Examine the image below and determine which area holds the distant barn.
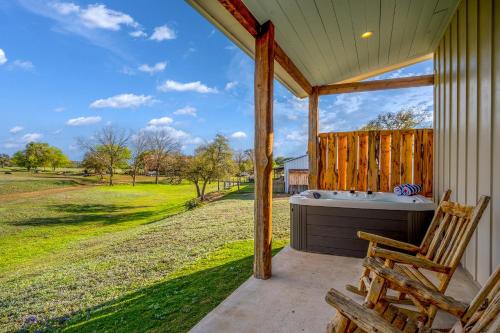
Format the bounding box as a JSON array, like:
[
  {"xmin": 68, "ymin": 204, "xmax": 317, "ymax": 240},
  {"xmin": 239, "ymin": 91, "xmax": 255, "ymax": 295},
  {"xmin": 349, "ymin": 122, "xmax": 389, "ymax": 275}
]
[{"xmin": 284, "ymin": 155, "xmax": 308, "ymax": 194}]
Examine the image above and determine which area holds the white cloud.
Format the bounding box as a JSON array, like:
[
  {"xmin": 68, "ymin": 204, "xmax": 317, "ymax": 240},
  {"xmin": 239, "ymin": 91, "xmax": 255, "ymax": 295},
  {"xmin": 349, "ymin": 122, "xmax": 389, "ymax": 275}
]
[
  {"xmin": 9, "ymin": 126, "xmax": 24, "ymax": 134},
  {"xmin": 90, "ymin": 93, "xmax": 155, "ymax": 109},
  {"xmin": 173, "ymin": 106, "xmax": 197, "ymax": 117},
  {"xmin": 130, "ymin": 30, "xmax": 146, "ymax": 38},
  {"xmin": 285, "ymin": 130, "xmax": 307, "ymax": 142},
  {"xmin": 149, "ymin": 24, "xmax": 176, "ymax": 41},
  {"xmin": 138, "ymin": 61, "xmax": 166, "ymax": 74},
  {"xmin": 148, "ymin": 117, "xmax": 173, "ymax": 126},
  {"xmin": 0, "ymin": 48, "xmax": 7, "ymax": 65},
  {"xmin": 22, "ymin": 132, "xmax": 43, "ymax": 142},
  {"xmin": 48, "ymin": 2, "xmax": 140, "ymax": 32},
  {"xmin": 11, "ymin": 60, "xmax": 34, "ymax": 71},
  {"xmin": 333, "ymin": 94, "xmax": 362, "ymax": 114},
  {"xmin": 225, "ymin": 81, "xmax": 238, "ymax": 90},
  {"xmin": 187, "ymin": 137, "xmax": 204, "ymax": 145},
  {"xmin": 231, "ymin": 131, "xmax": 247, "ymax": 139},
  {"xmin": 80, "ymin": 4, "xmax": 137, "ymax": 31},
  {"xmin": 66, "ymin": 116, "xmax": 101, "ymax": 126},
  {"xmin": 51, "ymin": 2, "xmax": 80, "ymax": 15},
  {"xmin": 143, "ymin": 125, "xmax": 189, "ymax": 139},
  {"xmin": 157, "ymin": 80, "xmax": 218, "ymax": 93},
  {"xmin": 53, "ymin": 107, "xmax": 65, "ymax": 112}
]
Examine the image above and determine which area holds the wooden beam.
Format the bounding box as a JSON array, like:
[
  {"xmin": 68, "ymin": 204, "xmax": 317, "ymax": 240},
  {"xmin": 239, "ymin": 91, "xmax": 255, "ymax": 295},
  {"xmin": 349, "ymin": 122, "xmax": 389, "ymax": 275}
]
[
  {"xmin": 308, "ymin": 87, "xmax": 319, "ymax": 189},
  {"xmin": 317, "ymin": 75, "xmax": 435, "ymax": 95},
  {"xmin": 218, "ymin": 0, "xmax": 259, "ymax": 37},
  {"xmin": 217, "ymin": 0, "xmax": 312, "ymax": 95},
  {"xmin": 253, "ymin": 20, "xmax": 274, "ymax": 280},
  {"xmin": 274, "ymin": 43, "xmax": 313, "ymax": 95}
]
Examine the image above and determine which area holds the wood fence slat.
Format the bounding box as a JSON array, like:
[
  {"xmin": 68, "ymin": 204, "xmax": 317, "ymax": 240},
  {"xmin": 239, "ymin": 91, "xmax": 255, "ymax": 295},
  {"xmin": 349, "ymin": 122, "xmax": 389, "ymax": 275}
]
[
  {"xmin": 390, "ymin": 131, "xmax": 401, "ymax": 189},
  {"xmin": 380, "ymin": 133, "xmax": 391, "ymax": 192},
  {"xmin": 316, "ymin": 129, "xmax": 432, "ymax": 197},
  {"xmin": 346, "ymin": 132, "xmax": 357, "ymax": 190},
  {"xmin": 414, "ymin": 130, "xmax": 424, "ymax": 187},
  {"xmin": 319, "ymin": 136, "xmax": 328, "ymax": 189},
  {"xmin": 367, "ymin": 131, "xmax": 380, "ymax": 191},
  {"xmin": 357, "ymin": 133, "xmax": 369, "ymax": 191},
  {"xmin": 401, "ymin": 132, "xmax": 414, "ymax": 184},
  {"xmin": 328, "ymin": 133, "xmax": 338, "ymax": 190},
  {"xmin": 423, "ymin": 130, "xmax": 434, "ymax": 196},
  {"xmin": 337, "ymin": 135, "xmax": 347, "ymax": 190}
]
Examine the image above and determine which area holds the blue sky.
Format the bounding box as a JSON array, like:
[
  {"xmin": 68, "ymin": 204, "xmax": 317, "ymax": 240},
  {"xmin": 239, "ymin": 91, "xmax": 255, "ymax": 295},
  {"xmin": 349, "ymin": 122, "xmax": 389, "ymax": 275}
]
[{"xmin": 0, "ymin": 0, "xmax": 433, "ymax": 160}]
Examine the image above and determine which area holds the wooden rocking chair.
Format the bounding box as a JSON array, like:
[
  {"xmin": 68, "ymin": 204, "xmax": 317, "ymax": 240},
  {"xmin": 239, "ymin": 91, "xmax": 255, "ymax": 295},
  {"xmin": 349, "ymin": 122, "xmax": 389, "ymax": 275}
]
[
  {"xmin": 327, "ymin": 259, "xmax": 499, "ymax": 333},
  {"xmin": 346, "ymin": 190, "xmax": 490, "ymax": 326}
]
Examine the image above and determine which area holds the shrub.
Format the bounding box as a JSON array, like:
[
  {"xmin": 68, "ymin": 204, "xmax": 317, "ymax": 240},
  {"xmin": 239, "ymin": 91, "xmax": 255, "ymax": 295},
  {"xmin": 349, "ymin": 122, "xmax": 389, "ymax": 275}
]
[{"xmin": 185, "ymin": 198, "xmax": 203, "ymax": 210}]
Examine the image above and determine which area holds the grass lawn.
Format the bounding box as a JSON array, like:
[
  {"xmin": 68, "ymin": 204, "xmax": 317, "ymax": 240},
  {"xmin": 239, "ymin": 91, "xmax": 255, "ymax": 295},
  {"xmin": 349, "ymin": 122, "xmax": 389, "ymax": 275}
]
[
  {"xmin": 0, "ymin": 174, "xmax": 290, "ymax": 332},
  {"xmin": 0, "ymin": 174, "xmax": 78, "ymax": 195},
  {"xmin": 0, "ymin": 175, "xmax": 218, "ymax": 272}
]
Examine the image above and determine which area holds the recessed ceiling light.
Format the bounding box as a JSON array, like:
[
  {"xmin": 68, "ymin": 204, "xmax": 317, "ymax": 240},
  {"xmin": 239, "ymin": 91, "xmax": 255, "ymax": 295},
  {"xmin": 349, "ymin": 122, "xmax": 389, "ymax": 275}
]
[{"xmin": 361, "ymin": 31, "xmax": 373, "ymax": 39}]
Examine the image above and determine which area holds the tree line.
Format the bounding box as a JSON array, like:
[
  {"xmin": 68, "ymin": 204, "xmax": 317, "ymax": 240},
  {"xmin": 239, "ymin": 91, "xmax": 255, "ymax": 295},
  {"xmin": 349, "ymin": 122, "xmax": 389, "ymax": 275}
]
[
  {"xmin": 1, "ymin": 143, "xmax": 70, "ymax": 171},
  {"xmin": 2, "ymin": 127, "xmax": 255, "ymax": 200}
]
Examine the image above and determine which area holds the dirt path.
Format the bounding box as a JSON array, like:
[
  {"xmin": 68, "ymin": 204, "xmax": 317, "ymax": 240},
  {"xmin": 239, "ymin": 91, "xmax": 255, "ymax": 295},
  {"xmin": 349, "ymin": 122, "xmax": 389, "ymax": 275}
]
[{"xmin": 0, "ymin": 186, "xmax": 86, "ymax": 202}]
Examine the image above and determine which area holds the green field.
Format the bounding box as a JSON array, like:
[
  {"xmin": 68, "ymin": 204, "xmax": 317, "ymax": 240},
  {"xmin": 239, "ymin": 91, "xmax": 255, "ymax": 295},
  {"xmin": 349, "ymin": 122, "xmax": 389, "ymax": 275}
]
[
  {"xmin": 0, "ymin": 174, "xmax": 78, "ymax": 195},
  {"xmin": 0, "ymin": 172, "xmax": 290, "ymax": 332}
]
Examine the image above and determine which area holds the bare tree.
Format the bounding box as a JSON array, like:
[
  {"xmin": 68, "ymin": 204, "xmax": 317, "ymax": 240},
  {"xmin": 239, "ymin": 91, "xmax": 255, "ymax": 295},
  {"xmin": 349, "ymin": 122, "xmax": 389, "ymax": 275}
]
[
  {"xmin": 78, "ymin": 126, "xmax": 131, "ymax": 186},
  {"xmin": 361, "ymin": 107, "xmax": 430, "ymax": 130},
  {"xmin": 130, "ymin": 132, "xmax": 148, "ymax": 186},
  {"xmin": 244, "ymin": 149, "xmax": 255, "ymax": 174},
  {"xmin": 233, "ymin": 150, "xmax": 248, "ymax": 190},
  {"xmin": 145, "ymin": 129, "xmax": 181, "ymax": 184}
]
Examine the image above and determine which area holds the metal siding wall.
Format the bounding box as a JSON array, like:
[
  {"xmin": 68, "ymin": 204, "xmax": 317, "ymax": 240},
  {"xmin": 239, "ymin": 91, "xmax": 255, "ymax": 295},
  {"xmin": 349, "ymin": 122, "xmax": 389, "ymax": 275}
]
[
  {"xmin": 434, "ymin": 0, "xmax": 498, "ymax": 285},
  {"xmin": 493, "ymin": 0, "xmax": 500, "ymax": 282}
]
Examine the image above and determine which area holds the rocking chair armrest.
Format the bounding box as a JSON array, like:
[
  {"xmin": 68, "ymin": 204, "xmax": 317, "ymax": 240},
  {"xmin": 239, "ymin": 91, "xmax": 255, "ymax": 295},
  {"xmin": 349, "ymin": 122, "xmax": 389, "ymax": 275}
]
[
  {"xmin": 325, "ymin": 288, "xmax": 403, "ymax": 333},
  {"xmin": 357, "ymin": 231, "xmax": 420, "ymax": 252},
  {"xmin": 363, "ymin": 257, "xmax": 468, "ymax": 317},
  {"xmin": 370, "ymin": 247, "xmax": 451, "ymax": 274}
]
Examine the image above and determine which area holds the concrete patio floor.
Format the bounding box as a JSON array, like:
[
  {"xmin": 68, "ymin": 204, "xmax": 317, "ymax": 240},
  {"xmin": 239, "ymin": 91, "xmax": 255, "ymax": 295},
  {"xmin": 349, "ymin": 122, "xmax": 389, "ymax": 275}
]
[{"xmin": 190, "ymin": 246, "xmax": 479, "ymax": 333}]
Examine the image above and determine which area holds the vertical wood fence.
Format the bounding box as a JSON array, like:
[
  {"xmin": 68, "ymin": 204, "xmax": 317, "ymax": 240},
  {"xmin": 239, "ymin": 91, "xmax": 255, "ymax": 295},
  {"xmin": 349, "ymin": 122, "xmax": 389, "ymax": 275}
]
[{"xmin": 318, "ymin": 129, "xmax": 433, "ymax": 196}]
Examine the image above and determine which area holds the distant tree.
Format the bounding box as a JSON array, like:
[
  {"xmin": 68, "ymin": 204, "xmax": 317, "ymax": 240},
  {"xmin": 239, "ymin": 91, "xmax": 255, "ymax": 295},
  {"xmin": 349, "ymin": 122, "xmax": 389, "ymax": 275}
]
[
  {"xmin": 274, "ymin": 156, "xmax": 287, "ymax": 167},
  {"xmin": 186, "ymin": 134, "xmax": 235, "ymax": 200},
  {"xmin": 233, "ymin": 150, "xmax": 249, "ymax": 190},
  {"xmin": 360, "ymin": 107, "xmax": 429, "ymax": 130},
  {"xmin": 11, "ymin": 151, "xmax": 26, "ymax": 168},
  {"xmin": 46, "ymin": 147, "xmax": 70, "ymax": 171},
  {"xmin": 81, "ymin": 151, "xmax": 106, "ymax": 180},
  {"xmin": 129, "ymin": 133, "xmax": 148, "ymax": 186},
  {"xmin": 0, "ymin": 154, "xmax": 10, "ymax": 168},
  {"xmin": 163, "ymin": 153, "xmax": 189, "ymax": 185},
  {"xmin": 234, "ymin": 150, "xmax": 248, "ymax": 176},
  {"xmin": 12, "ymin": 142, "xmax": 50, "ymax": 171},
  {"xmin": 244, "ymin": 149, "xmax": 255, "ymax": 174},
  {"xmin": 78, "ymin": 127, "xmax": 131, "ymax": 186},
  {"xmin": 146, "ymin": 129, "xmax": 181, "ymax": 184}
]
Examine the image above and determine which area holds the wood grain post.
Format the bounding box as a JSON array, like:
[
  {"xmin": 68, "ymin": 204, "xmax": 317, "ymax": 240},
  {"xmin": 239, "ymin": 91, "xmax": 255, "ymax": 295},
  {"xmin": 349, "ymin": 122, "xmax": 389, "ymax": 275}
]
[
  {"xmin": 308, "ymin": 87, "xmax": 319, "ymax": 189},
  {"xmin": 253, "ymin": 20, "xmax": 274, "ymax": 280}
]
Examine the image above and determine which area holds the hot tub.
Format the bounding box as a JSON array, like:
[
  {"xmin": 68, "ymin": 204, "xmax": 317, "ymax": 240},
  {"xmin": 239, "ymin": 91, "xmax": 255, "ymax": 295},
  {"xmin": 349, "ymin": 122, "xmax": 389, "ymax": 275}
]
[{"xmin": 289, "ymin": 190, "xmax": 436, "ymax": 258}]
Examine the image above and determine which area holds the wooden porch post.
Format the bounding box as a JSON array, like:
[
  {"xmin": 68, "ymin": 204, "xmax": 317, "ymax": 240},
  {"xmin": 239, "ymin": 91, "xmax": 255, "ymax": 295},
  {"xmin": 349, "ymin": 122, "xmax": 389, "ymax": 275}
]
[
  {"xmin": 254, "ymin": 21, "xmax": 274, "ymax": 280},
  {"xmin": 308, "ymin": 87, "xmax": 319, "ymax": 189}
]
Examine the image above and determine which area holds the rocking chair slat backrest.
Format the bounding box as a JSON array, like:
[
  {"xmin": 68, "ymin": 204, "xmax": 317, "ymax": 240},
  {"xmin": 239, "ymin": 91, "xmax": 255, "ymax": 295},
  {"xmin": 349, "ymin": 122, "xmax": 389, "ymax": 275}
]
[
  {"xmin": 419, "ymin": 190, "xmax": 452, "ymax": 254},
  {"xmin": 462, "ymin": 267, "xmax": 500, "ymax": 326},
  {"xmin": 445, "ymin": 196, "xmax": 490, "ymax": 270},
  {"xmin": 420, "ymin": 196, "xmax": 489, "ymax": 271}
]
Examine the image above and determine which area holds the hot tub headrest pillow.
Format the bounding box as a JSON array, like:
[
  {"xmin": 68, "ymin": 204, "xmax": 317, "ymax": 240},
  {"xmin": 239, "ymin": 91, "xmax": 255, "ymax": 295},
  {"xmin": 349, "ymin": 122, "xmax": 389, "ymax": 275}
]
[{"xmin": 394, "ymin": 184, "xmax": 422, "ymax": 196}]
